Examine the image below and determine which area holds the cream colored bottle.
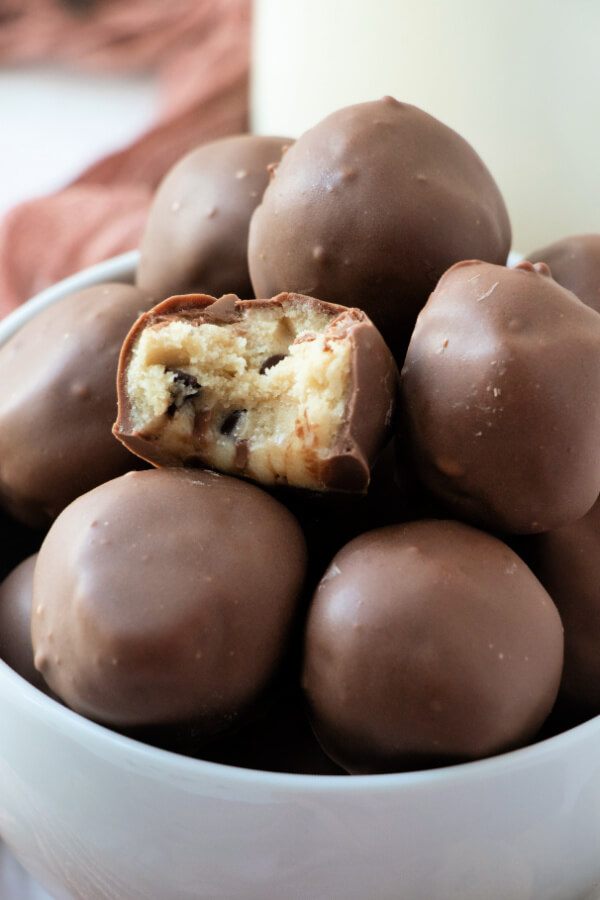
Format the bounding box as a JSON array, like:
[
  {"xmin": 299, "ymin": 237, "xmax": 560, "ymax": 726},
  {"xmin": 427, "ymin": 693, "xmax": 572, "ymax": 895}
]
[{"xmin": 250, "ymin": 0, "xmax": 600, "ymax": 252}]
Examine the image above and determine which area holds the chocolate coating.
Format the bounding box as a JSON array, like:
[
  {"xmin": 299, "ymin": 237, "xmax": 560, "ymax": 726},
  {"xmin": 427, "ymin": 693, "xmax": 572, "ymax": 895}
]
[
  {"xmin": 137, "ymin": 134, "xmax": 292, "ymax": 300},
  {"xmin": 248, "ymin": 97, "xmax": 511, "ymax": 361},
  {"xmin": 32, "ymin": 468, "xmax": 307, "ymax": 730},
  {"xmin": 114, "ymin": 292, "xmax": 398, "ymax": 494},
  {"xmin": 0, "ymin": 554, "xmax": 45, "ymax": 689},
  {"xmin": 527, "ymin": 234, "xmax": 600, "ymax": 314},
  {"xmin": 530, "ymin": 496, "xmax": 600, "ymax": 712},
  {"xmin": 401, "ymin": 260, "xmax": 600, "ymax": 534},
  {"xmin": 0, "ymin": 282, "xmax": 155, "ymax": 528},
  {"xmin": 302, "ymin": 520, "xmax": 563, "ymax": 774}
]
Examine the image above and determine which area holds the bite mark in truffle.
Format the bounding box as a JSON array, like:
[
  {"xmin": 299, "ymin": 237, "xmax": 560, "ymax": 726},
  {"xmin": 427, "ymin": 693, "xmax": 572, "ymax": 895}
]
[{"xmin": 114, "ymin": 292, "xmax": 398, "ymax": 494}]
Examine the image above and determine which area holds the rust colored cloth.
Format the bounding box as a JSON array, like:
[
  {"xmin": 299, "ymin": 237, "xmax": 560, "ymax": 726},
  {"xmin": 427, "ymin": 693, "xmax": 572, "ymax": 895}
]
[{"xmin": 0, "ymin": 0, "xmax": 251, "ymax": 316}]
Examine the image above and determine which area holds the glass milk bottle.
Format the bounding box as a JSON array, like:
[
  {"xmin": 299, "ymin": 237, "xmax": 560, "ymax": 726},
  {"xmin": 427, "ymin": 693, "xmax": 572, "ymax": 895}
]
[{"xmin": 250, "ymin": 0, "xmax": 600, "ymax": 252}]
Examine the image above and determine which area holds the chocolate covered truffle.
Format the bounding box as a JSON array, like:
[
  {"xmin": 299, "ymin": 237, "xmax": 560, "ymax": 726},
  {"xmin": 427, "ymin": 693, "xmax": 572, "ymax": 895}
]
[
  {"xmin": 401, "ymin": 260, "xmax": 600, "ymax": 534},
  {"xmin": 302, "ymin": 520, "xmax": 563, "ymax": 774},
  {"xmin": 530, "ymin": 496, "xmax": 600, "ymax": 712},
  {"xmin": 527, "ymin": 233, "xmax": 600, "ymax": 313},
  {"xmin": 0, "ymin": 282, "xmax": 155, "ymax": 528},
  {"xmin": 114, "ymin": 292, "xmax": 398, "ymax": 493},
  {"xmin": 136, "ymin": 134, "xmax": 292, "ymax": 300},
  {"xmin": 0, "ymin": 554, "xmax": 45, "ymax": 690},
  {"xmin": 32, "ymin": 468, "xmax": 307, "ymax": 730},
  {"xmin": 248, "ymin": 96, "xmax": 511, "ymax": 361}
]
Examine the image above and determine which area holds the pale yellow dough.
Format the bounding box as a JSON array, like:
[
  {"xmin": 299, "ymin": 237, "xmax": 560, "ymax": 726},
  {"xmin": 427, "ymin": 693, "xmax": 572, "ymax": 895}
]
[{"xmin": 125, "ymin": 302, "xmax": 352, "ymax": 489}]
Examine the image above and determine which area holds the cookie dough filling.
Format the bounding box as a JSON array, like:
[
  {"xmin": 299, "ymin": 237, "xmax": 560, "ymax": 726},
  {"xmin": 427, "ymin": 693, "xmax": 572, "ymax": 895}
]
[{"xmin": 120, "ymin": 297, "xmax": 358, "ymax": 489}]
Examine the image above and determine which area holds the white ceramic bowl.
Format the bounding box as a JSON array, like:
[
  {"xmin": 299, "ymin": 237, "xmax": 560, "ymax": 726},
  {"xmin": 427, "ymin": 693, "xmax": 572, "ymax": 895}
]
[{"xmin": 1, "ymin": 255, "xmax": 600, "ymax": 900}]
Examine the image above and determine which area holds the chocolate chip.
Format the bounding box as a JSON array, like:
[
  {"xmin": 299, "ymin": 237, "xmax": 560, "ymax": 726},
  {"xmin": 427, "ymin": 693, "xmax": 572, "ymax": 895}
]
[
  {"xmin": 220, "ymin": 410, "xmax": 245, "ymax": 435},
  {"xmin": 259, "ymin": 354, "xmax": 287, "ymax": 374},
  {"xmin": 170, "ymin": 369, "xmax": 200, "ymax": 389},
  {"xmin": 166, "ymin": 368, "xmax": 201, "ymax": 416}
]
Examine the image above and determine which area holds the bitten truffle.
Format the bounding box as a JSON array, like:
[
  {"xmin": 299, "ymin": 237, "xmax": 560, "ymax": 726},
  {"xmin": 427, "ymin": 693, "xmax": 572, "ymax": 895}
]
[
  {"xmin": 32, "ymin": 468, "xmax": 307, "ymax": 731},
  {"xmin": 136, "ymin": 134, "xmax": 292, "ymax": 300},
  {"xmin": 527, "ymin": 233, "xmax": 600, "ymax": 314},
  {"xmin": 0, "ymin": 282, "xmax": 155, "ymax": 528},
  {"xmin": 248, "ymin": 96, "xmax": 511, "ymax": 361},
  {"xmin": 302, "ymin": 520, "xmax": 564, "ymax": 774},
  {"xmin": 401, "ymin": 260, "xmax": 600, "ymax": 534},
  {"xmin": 114, "ymin": 292, "xmax": 398, "ymax": 493}
]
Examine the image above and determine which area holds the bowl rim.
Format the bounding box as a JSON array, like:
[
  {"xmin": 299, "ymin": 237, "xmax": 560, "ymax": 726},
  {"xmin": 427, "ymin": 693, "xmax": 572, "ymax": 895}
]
[
  {"xmin": 1, "ymin": 248, "xmax": 595, "ymax": 795},
  {"xmin": 2, "ymin": 653, "xmax": 599, "ymax": 793},
  {"xmin": 0, "ymin": 250, "xmax": 140, "ymax": 342}
]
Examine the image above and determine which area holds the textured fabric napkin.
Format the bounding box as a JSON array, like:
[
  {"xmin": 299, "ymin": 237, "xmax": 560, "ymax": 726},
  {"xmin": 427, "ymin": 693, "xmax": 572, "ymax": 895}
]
[{"xmin": 0, "ymin": 0, "xmax": 251, "ymax": 318}]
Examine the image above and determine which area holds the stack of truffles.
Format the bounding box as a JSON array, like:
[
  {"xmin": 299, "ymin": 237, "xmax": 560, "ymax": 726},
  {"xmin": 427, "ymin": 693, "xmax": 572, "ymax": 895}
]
[{"xmin": 2, "ymin": 97, "xmax": 600, "ymax": 775}]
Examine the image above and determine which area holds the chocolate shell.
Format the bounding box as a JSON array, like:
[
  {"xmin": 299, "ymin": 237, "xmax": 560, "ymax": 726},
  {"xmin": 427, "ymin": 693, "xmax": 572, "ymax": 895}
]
[
  {"xmin": 527, "ymin": 233, "xmax": 600, "ymax": 314},
  {"xmin": 0, "ymin": 282, "xmax": 155, "ymax": 527},
  {"xmin": 248, "ymin": 96, "xmax": 511, "ymax": 361},
  {"xmin": 401, "ymin": 260, "xmax": 600, "ymax": 534},
  {"xmin": 32, "ymin": 468, "xmax": 307, "ymax": 730},
  {"xmin": 136, "ymin": 133, "xmax": 292, "ymax": 300},
  {"xmin": 302, "ymin": 520, "xmax": 564, "ymax": 774},
  {"xmin": 113, "ymin": 292, "xmax": 398, "ymax": 494}
]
